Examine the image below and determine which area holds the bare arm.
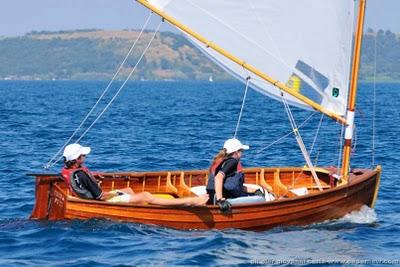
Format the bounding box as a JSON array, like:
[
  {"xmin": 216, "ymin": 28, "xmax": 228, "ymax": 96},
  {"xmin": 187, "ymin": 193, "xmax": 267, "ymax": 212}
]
[{"xmin": 214, "ymin": 172, "xmax": 225, "ymax": 200}]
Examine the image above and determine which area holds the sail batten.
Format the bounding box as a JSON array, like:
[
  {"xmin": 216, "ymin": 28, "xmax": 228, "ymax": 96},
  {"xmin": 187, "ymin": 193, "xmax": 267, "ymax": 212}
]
[{"xmin": 138, "ymin": 0, "xmax": 354, "ymax": 121}]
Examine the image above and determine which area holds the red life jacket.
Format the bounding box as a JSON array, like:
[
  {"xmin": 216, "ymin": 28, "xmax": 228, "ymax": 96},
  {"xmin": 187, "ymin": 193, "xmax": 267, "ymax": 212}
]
[{"xmin": 61, "ymin": 166, "xmax": 92, "ymax": 195}]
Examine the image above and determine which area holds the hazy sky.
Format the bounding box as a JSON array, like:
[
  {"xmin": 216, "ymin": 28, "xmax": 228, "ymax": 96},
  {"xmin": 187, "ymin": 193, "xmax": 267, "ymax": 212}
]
[{"xmin": 0, "ymin": 0, "xmax": 399, "ymax": 36}]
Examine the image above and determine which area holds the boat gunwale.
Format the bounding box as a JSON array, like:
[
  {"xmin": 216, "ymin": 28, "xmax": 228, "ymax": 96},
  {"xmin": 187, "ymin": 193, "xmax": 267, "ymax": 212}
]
[
  {"xmin": 58, "ymin": 167, "xmax": 379, "ymax": 210},
  {"xmin": 25, "ymin": 166, "xmax": 333, "ymax": 178}
]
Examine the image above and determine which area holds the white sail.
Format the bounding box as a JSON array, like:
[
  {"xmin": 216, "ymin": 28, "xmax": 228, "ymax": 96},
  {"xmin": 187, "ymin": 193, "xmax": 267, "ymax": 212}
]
[{"xmin": 146, "ymin": 0, "xmax": 355, "ymax": 116}]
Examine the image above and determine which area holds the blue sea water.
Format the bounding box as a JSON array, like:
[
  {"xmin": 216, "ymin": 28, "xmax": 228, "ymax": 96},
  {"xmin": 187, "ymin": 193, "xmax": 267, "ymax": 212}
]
[{"xmin": 0, "ymin": 80, "xmax": 399, "ymax": 266}]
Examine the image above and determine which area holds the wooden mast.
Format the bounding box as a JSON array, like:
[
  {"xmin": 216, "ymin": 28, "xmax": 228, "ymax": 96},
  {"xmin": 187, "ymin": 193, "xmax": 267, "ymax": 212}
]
[
  {"xmin": 341, "ymin": 0, "xmax": 367, "ymax": 182},
  {"xmin": 135, "ymin": 0, "xmax": 347, "ymax": 125}
]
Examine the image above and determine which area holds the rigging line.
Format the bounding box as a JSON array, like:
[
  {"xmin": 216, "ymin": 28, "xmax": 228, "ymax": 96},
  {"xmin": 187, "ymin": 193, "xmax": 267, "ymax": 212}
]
[
  {"xmin": 309, "ymin": 113, "xmax": 324, "ymax": 157},
  {"xmin": 74, "ymin": 21, "xmax": 163, "ymax": 145},
  {"xmin": 352, "ymin": 125, "xmax": 358, "ymax": 153},
  {"xmin": 46, "ymin": 20, "xmax": 162, "ymax": 168},
  {"xmin": 372, "ymin": 32, "xmax": 377, "ymax": 167},
  {"xmin": 234, "ymin": 77, "xmax": 250, "ymax": 138},
  {"xmin": 280, "ymin": 92, "xmax": 323, "ymax": 191},
  {"xmin": 44, "ymin": 12, "xmax": 153, "ymax": 169},
  {"xmin": 293, "ymin": 113, "xmax": 321, "ymax": 184},
  {"xmin": 257, "ymin": 112, "xmax": 316, "ymax": 153}
]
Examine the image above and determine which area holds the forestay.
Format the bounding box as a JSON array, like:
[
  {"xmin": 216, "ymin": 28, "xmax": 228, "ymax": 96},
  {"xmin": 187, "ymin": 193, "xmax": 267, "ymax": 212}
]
[{"xmin": 146, "ymin": 0, "xmax": 355, "ymax": 116}]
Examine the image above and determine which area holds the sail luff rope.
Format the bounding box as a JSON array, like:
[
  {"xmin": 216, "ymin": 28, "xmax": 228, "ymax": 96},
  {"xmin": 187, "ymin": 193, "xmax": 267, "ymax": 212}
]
[
  {"xmin": 74, "ymin": 21, "xmax": 162, "ymax": 146},
  {"xmin": 280, "ymin": 92, "xmax": 323, "ymax": 191},
  {"xmin": 234, "ymin": 77, "xmax": 250, "ymax": 138},
  {"xmin": 44, "ymin": 13, "xmax": 153, "ymax": 169}
]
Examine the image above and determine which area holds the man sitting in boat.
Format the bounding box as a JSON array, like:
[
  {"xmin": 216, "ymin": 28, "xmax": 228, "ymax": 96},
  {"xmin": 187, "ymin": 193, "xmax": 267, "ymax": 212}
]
[
  {"xmin": 206, "ymin": 138, "xmax": 264, "ymax": 212},
  {"xmin": 61, "ymin": 144, "xmax": 208, "ymax": 206}
]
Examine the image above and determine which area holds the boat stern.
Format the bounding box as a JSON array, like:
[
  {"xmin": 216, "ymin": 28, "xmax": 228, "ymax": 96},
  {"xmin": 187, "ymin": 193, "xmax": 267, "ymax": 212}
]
[{"xmin": 29, "ymin": 174, "xmax": 67, "ymax": 220}]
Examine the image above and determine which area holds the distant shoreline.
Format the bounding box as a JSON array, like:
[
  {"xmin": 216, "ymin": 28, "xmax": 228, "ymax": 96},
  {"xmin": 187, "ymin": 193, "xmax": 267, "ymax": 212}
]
[
  {"xmin": 0, "ymin": 79, "xmax": 399, "ymax": 84},
  {"xmin": 0, "ymin": 29, "xmax": 399, "ymax": 82}
]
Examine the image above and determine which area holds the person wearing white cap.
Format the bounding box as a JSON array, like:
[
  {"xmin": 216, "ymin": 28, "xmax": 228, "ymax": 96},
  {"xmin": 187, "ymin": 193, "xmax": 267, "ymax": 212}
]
[
  {"xmin": 61, "ymin": 144, "xmax": 209, "ymax": 206},
  {"xmin": 206, "ymin": 138, "xmax": 263, "ymax": 212}
]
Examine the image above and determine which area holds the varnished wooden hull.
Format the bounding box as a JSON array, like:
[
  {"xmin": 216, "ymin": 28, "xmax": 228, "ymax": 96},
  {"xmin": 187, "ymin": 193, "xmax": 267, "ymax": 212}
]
[{"xmin": 30, "ymin": 166, "xmax": 381, "ymax": 231}]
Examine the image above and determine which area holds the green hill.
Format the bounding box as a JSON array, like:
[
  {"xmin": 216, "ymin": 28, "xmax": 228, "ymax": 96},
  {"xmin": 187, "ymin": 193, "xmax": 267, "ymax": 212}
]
[
  {"xmin": 360, "ymin": 29, "xmax": 400, "ymax": 81},
  {"xmin": 0, "ymin": 29, "xmax": 398, "ymax": 81}
]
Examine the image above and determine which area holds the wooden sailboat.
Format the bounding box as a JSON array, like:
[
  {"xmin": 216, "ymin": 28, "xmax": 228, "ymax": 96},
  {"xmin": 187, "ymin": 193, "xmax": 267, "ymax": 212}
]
[{"xmin": 30, "ymin": 0, "xmax": 381, "ymax": 231}]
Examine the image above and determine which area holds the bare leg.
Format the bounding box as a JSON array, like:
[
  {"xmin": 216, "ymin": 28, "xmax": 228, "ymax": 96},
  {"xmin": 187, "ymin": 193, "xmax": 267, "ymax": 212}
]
[
  {"xmin": 244, "ymin": 185, "xmax": 273, "ymax": 194},
  {"xmin": 118, "ymin": 187, "xmax": 134, "ymax": 194},
  {"xmin": 128, "ymin": 192, "xmax": 208, "ymax": 206},
  {"xmin": 243, "ymin": 186, "xmax": 257, "ymax": 193}
]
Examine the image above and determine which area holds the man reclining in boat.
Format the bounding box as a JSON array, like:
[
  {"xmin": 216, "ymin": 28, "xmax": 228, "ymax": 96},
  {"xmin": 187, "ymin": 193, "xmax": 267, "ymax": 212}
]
[
  {"xmin": 61, "ymin": 144, "xmax": 208, "ymax": 206},
  {"xmin": 206, "ymin": 138, "xmax": 265, "ymax": 212}
]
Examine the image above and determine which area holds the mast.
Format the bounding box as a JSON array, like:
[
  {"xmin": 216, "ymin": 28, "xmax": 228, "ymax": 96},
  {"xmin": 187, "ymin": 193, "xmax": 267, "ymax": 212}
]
[
  {"xmin": 135, "ymin": 0, "xmax": 347, "ymax": 125},
  {"xmin": 341, "ymin": 0, "xmax": 367, "ymax": 182}
]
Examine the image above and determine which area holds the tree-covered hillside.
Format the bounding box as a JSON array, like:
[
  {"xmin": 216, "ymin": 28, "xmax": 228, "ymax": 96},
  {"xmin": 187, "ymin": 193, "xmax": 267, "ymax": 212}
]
[
  {"xmin": 0, "ymin": 30, "xmax": 230, "ymax": 81},
  {"xmin": 360, "ymin": 29, "xmax": 400, "ymax": 81},
  {"xmin": 0, "ymin": 29, "xmax": 398, "ymax": 81}
]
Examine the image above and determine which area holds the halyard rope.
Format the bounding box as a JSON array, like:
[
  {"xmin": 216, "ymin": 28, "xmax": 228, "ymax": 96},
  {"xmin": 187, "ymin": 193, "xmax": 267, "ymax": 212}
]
[
  {"xmin": 44, "ymin": 14, "xmax": 157, "ymax": 169},
  {"xmin": 309, "ymin": 113, "xmax": 324, "ymax": 157},
  {"xmin": 234, "ymin": 77, "xmax": 250, "ymax": 138},
  {"xmin": 280, "ymin": 92, "xmax": 323, "ymax": 191},
  {"xmin": 257, "ymin": 112, "xmax": 316, "ymax": 153},
  {"xmin": 74, "ymin": 22, "xmax": 162, "ymax": 144}
]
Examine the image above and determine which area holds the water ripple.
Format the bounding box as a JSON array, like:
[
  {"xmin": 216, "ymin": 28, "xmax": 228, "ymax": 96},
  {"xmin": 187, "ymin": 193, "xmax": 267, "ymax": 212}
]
[{"xmin": 0, "ymin": 81, "xmax": 399, "ymax": 265}]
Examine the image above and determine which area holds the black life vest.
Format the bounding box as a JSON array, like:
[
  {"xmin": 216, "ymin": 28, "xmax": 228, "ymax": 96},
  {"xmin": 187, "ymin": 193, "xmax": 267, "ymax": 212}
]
[
  {"xmin": 206, "ymin": 158, "xmax": 245, "ymax": 199},
  {"xmin": 61, "ymin": 166, "xmax": 98, "ymax": 199}
]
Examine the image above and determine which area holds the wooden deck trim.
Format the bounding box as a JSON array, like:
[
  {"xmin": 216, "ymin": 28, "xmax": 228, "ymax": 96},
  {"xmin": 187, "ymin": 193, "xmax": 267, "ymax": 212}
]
[
  {"xmin": 178, "ymin": 172, "xmax": 192, "ymax": 197},
  {"xmin": 166, "ymin": 172, "xmax": 178, "ymax": 194},
  {"xmin": 259, "ymin": 168, "xmax": 273, "ymax": 192}
]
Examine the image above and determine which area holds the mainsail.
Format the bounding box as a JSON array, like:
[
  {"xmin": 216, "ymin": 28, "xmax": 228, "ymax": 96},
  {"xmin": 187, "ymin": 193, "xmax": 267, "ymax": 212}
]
[{"xmin": 144, "ymin": 0, "xmax": 355, "ymax": 116}]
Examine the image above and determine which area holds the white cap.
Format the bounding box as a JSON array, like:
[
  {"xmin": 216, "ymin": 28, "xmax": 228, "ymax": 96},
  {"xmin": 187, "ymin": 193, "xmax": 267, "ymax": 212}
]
[
  {"xmin": 63, "ymin": 143, "xmax": 91, "ymax": 161},
  {"xmin": 223, "ymin": 138, "xmax": 249, "ymax": 154}
]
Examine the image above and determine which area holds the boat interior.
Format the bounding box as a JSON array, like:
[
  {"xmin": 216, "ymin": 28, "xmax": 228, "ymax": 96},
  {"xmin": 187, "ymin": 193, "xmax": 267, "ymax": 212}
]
[{"xmin": 52, "ymin": 167, "xmax": 337, "ymax": 203}]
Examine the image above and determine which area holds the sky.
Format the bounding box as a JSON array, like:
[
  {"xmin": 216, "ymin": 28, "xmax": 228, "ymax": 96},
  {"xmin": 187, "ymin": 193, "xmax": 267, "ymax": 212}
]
[{"xmin": 0, "ymin": 0, "xmax": 399, "ymax": 37}]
